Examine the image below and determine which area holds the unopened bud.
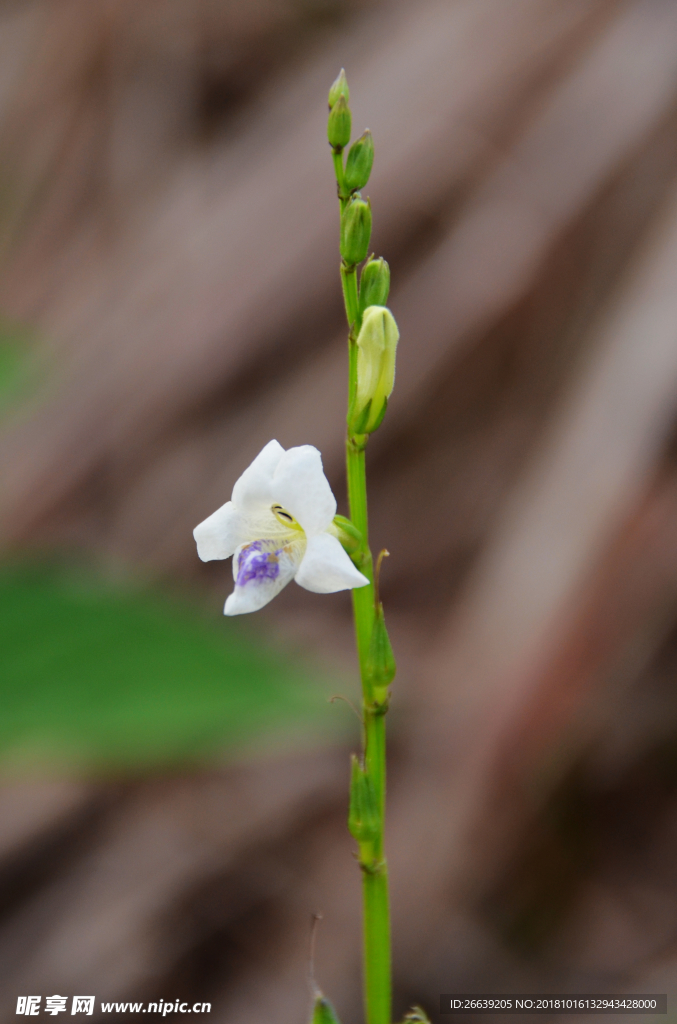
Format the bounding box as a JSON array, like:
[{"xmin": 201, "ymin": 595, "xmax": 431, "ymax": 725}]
[
  {"xmin": 328, "ymin": 68, "xmax": 349, "ymax": 110},
  {"xmin": 344, "ymin": 130, "xmax": 374, "ymax": 192},
  {"xmin": 340, "ymin": 196, "xmax": 371, "ymax": 267},
  {"xmin": 348, "ymin": 754, "xmax": 379, "ymax": 844},
  {"xmin": 351, "ymin": 305, "xmax": 399, "ymax": 433},
  {"xmin": 367, "ymin": 601, "xmax": 396, "ymax": 702},
  {"xmin": 359, "ymin": 257, "xmax": 390, "ymax": 312},
  {"xmin": 327, "ymin": 94, "xmax": 351, "ymax": 150}
]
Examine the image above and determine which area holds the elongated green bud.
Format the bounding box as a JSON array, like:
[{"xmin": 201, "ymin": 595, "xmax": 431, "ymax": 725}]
[
  {"xmin": 330, "ymin": 514, "xmax": 363, "ymax": 557},
  {"xmin": 328, "ymin": 68, "xmax": 349, "ymax": 110},
  {"xmin": 367, "ymin": 601, "xmax": 396, "ymax": 703},
  {"xmin": 328, "ymin": 95, "xmax": 351, "ymax": 150},
  {"xmin": 351, "ymin": 305, "xmax": 398, "ymax": 433},
  {"xmin": 359, "ymin": 257, "xmax": 390, "ymax": 313},
  {"xmin": 344, "ymin": 130, "xmax": 374, "ymax": 191},
  {"xmin": 348, "ymin": 754, "xmax": 380, "ymax": 844},
  {"xmin": 340, "ymin": 196, "xmax": 371, "ymax": 267}
]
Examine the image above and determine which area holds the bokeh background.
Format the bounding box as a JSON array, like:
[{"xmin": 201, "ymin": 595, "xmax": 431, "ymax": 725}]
[{"xmin": 2, "ymin": 0, "xmax": 677, "ymax": 1020}]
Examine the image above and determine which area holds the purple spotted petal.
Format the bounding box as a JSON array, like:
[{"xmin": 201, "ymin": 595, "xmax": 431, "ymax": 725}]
[
  {"xmin": 236, "ymin": 540, "xmax": 281, "ymax": 586},
  {"xmin": 225, "ymin": 538, "xmax": 303, "ymax": 615}
]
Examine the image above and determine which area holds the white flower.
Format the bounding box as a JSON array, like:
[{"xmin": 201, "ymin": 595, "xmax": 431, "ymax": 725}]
[{"xmin": 194, "ymin": 440, "xmax": 369, "ymax": 615}]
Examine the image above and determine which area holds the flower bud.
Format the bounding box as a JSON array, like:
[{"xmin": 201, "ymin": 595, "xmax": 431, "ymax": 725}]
[
  {"xmin": 348, "ymin": 754, "xmax": 379, "ymax": 844},
  {"xmin": 359, "ymin": 257, "xmax": 390, "ymax": 313},
  {"xmin": 351, "ymin": 305, "xmax": 399, "ymax": 433},
  {"xmin": 344, "ymin": 130, "xmax": 374, "ymax": 191},
  {"xmin": 328, "ymin": 68, "xmax": 349, "ymax": 110},
  {"xmin": 367, "ymin": 601, "xmax": 396, "ymax": 703},
  {"xmin": 327, "ymin": 94, "xmax": 351, "ymax": 150},
  {"xmin": 340, "ymin": 196, "xmax": 371, "ymax": 267}
]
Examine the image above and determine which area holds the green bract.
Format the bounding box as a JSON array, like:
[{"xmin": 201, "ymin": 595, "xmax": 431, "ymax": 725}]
[
  {"xmin": 311, "ymin": 995, "xmax": 342, "ymax": 1024},
  {"xmin": 367, "ymin": 601, "xmax": 396, "ymax": 702},
  {"xmin": 330, "ymin": 514, "xmax": 363, "ymax": 557},
  {"xmin": 349, "ymin": 753, "xmax": 380, "ymax": 846}
]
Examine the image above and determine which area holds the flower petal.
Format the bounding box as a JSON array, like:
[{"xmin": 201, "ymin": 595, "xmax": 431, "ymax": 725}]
[
  {"xmin": 294, "ymin": 532, "xmax": 369, "ymax": 593},
  {"xmin": 272, "ymin": 445, "xmax": 336, "ymax": 536},
  {"xmin": 194, "ymin": 501, "xmax": 247, "ymax": 561},
  {"xmin": 231, "ymin": 439, "xmax": 285, "ymax": 511},
  {"xmin": 224, "ymin": 538, "xmax": 302, "ymax": 615}
]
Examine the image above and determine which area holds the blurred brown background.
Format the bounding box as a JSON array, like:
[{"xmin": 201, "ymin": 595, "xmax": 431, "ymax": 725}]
[{"xmin": 2, "ymin": 0, "xmax": 677, "ymax": 1020}]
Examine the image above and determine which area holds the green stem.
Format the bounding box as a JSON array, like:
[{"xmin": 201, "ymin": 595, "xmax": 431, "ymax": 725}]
[
  {"xmin": 362, "ymin": 854, "xmax": 391, "ymax": 1024},
  {"xmin": 346, "ymin": 329, "xmax": 391, "ymax": 1024},
  {"xmin": 347, "ymin": 441, "xmax": 373, "ymax": 676},
  {"xmin": 347, "ymin": 440, "xmax": 391, "ymax": 1024},
  {"xmin": 333, "ymin": 148, "xmax": 349, "ymax": 211},
  {"xmin": 341, "ymin": 264, "xmax": 360, "ymax": 331}
]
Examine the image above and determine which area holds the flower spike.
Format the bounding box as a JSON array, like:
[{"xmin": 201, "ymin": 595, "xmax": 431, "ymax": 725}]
[{"xmin": 328, "ymin": 69, "xmax": 398, "ymax": 1022}]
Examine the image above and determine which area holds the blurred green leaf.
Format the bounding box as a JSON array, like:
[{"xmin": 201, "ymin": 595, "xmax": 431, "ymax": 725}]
[
  {"xmin": 0, "ymin": 317, "xmax": 36, "ymax": 410},
  {"xmin": 0, "ymin": 561, "xmax": 339, "ymax": 773}
]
